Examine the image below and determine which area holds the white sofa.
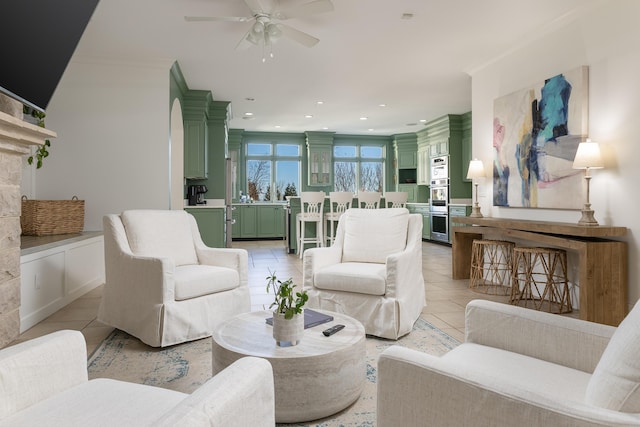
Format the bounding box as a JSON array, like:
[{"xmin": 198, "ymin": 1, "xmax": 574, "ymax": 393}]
[
  {"xmin": 377, "ymin": 299, "xmax": 640, "ymax": 426},
  {"xmin": 0, "ymin": 330, "xmax": 275, "ymax": 427},
  {"xmin": 98, "ymin": 210, "xmax": 251, "ymax": 347},
  {"xmin": 303, "ymin": 208, "xmax": 425, "ymax": 339}
]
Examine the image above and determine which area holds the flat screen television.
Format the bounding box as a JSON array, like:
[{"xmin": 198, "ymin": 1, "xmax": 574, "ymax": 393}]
[{"xmin": 0, "ymin": 0, "xmax": 100, "ymax": 113}]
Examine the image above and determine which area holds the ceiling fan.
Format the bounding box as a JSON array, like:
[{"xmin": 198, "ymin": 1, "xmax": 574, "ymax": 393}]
[{"xmin": 185, "ymin": 0, "xmax": 334, "ymax": 60}]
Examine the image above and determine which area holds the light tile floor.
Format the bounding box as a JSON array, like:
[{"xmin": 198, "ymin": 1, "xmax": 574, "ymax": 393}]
[{"xmin": 14, "ymin": 239, "xmax": 560, "ymax": 354}]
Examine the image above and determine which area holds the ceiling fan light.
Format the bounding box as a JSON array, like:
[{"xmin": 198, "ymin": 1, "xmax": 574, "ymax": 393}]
[
  {"xmin": 252, "ymin": 21, "xmax": 264, "ymax": 35},
  {"xmin": 266, "ymin": 23, "xmax": 282, "ymax": 40}
]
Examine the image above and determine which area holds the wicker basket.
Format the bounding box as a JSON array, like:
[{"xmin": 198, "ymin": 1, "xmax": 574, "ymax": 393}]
[{"xmin": 21, "ymin": 196, "xmax": 85, "ymax": 236}]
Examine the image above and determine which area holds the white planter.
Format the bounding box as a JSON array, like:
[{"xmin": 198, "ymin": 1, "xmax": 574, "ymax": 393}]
[{"xmin": 272, "ymin": 310, "xmax": 304, "ymax": 347}]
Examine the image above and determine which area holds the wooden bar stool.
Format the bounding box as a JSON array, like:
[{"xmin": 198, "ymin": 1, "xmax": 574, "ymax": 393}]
[
  {"xmin": 510, "ymin": 247, "xmax": 572, "ymax": 314},
  {"xmin": 469, "ymin": 240, "xmax": 514, "ymax": 295},
  {"xmin": 324, "ymin": 191, "xmax": 353, "ymax": 246},
  {"xmin": 296, "ymin": 191, "xmax": 326, "ymax": 259}
]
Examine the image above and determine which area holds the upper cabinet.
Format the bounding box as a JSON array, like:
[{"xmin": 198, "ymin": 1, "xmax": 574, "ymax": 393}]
[
  {"xmin": 417, "ymin": 114, "xmax": 472, "ymax": 200},
  {"xmin": 306, "ymin": 131, "xmax": 335, "ymax": 189},
  {"xmin": 183, "ymin": 90, "xmax": 213, "ymax": 180},
  {"xmin": 184, "ymin": 118, "xmax": 207, "ymax": 179}
]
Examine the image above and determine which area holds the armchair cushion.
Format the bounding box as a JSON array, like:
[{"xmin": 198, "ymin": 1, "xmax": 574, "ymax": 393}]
[
  {"xmin": 342, "ymin": 208, "xmax": 409, "ymax": 264},
  {"xmin": 314, "ymin": 262, "xmax": 386, "ymax": 296},
  {"xmin": 121, "ymin": 210, "xmax": 198, "ymax": 267},
  {"xmin": 585, "ymin": 300, "xmax": 640, "ymax": 412},
  {"xmin": 174, "ymin": 265, "xmax": 240, "ymax": 301}
]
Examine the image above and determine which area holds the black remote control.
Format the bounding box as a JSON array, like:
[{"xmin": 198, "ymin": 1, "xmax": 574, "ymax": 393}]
[{"xmin": 323, "ymin": 324, "xmax": 345, "ymax": 336}]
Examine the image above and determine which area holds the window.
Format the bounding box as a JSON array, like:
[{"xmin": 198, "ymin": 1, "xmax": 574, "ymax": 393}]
[
  {"xmin": 334, "ymin": 144, "xmax": 385, "ymax": 193},
  {"xmin": 246, "ymin": 142, "xmax": 301, "ymax": 201}
]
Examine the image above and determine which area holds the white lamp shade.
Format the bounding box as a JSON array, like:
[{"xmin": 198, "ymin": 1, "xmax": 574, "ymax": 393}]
[
  {"xmin": 573, "ymin": 140, "xmax": 604, "ymax": 169},
  {"xmin": 466, "ymin": 159, "xmax": 486, "ymax": 180}
]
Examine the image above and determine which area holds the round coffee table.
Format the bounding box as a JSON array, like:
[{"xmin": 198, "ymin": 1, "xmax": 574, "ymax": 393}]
[{"xmin": 211, "ymin": 309, "xmax": 366, "ymax": 423}]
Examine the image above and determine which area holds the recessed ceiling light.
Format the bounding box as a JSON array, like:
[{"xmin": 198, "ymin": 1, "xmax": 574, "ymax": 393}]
[
  {"xmin": 275, "ymin": 125, "xmax": 281, "ymax": 129},
  {"xmin": 378, "ymin": 104, "xmax": 387, "ymax": 107},
  {"xmin": 316, "ymin": 101, "xmax": 324, "ymax": 105},
  {"xmin": 368, "ymin": 128, "xmax": 375, "ymax": 132},
  {"xmin": 305, "ymin": 114, "xmax": 313, "ymax": 118},
  {"xmin": 419, "ymin": 119, "xmax": 427, "ymax": 123},
  {"xmin": 360, "ymin": 117, "xmax": 368, "ymax": 121},
  {"xmin": 322, "ymin": 127, "xmax": 329, "ymax": 130},
  {"xmin": 244, "ymin": 112, "xmax": 254, "ymax": 116}
]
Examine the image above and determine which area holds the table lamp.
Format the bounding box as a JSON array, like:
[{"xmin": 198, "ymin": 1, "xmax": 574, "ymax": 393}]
[
  {"xmin": 466, "ymin": 159, "xmax": 486, "ymax": 218},
  {"xmin": 572, "ymin": 139, "xmax": 604, "ymax": 226}
]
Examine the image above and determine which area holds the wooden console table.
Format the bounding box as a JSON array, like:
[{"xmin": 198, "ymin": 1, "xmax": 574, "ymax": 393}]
[{"xmin": 452, "ymin": 217, "xmax": 628, "ymax": 326}]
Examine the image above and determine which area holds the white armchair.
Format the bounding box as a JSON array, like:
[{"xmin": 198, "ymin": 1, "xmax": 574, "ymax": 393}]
[
  {"xmin": 378, "ymin": 299, "xmax": 640, "ymax": 426},
  {"xmin": 0, "ymin": 330, "xmax": 275, "ymax": 426},
  {"xmin": 98, "ymin": 210, "xmax": 250, "ymax": 347},
  {"xmin": 303, "ymin": 208, "xmax": 425, "ymax": 339}
]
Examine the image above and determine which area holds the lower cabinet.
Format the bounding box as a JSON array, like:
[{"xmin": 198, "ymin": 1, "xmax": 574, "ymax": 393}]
[
  {"xmin": 233, "ymin": 204, "xmax": 285, "ymax": 239},
  {"xmin": 407, "ymin": 204, "xmax": 430, "ymax": 240},
  {"xmin": 449, "ymin": 205, "xmax": 472, "ymax": 244},
  {"xmin": 185, "ymin": 208, "xmax": 225, "ymax": 248},
  {"xmin": 20, "ymin": 234, "xmax": 105, "ymax": 333}
]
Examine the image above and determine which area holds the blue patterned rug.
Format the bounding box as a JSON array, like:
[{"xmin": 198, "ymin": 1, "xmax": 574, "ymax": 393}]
[{"xmin": 88, "ymin": 317, "xmax": 460, "ymax": 426}]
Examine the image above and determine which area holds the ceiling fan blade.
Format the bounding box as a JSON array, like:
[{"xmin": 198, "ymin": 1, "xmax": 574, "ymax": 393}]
[
  {"xmin": 184, "ymin": 16, "xmax": 252, "ymax": 22},
  {"xmin": 273, "ymin": 0, "xmax": 334, "ymax": 20},
  {"xmin": 243, "ymin": 0, "xmax": 271, "ymax": 14},
  {"xmin": 279, "ymin": 23, "xmax": 319, "ymax": 48}
]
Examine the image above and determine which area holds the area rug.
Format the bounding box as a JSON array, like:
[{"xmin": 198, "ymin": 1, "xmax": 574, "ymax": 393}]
[{"xmin": 88, "ymin": 318, "xmax": 460, "ymax": 426}]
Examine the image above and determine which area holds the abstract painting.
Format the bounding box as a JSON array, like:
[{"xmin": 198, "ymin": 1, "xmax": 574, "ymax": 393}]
[{"xmin": 493, "ymin": 66, "xmax": 588, "ymax": 209}]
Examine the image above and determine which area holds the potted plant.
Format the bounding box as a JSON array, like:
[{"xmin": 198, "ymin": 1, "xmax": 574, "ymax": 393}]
[
  {"xmin": 23, "ymin": 106, "xmax": 51, "ymax": 168},
  {"xmin": 266, "ymin": 270, "xmax": 308, "ymax": 346}
]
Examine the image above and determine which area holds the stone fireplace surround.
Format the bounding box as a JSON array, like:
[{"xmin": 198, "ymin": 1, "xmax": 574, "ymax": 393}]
[{"xmin": 0, "ymin": 95, "xmax": 56, "ymax": 348}]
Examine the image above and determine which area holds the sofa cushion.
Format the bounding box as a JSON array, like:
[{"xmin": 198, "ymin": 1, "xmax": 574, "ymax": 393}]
[
  {"xmin": 121, "ymin": 210, "xmax": 198, "ymax": 267},
  {"xmin": 342, "ymin": 208, "xmax": 409, "ymax": 264},
  {"xmin": 585, "ymin": 300, "xmax": 640, "ymax": 412},
  {"xmin": 314, "ymin": 262, "xmax": 387, "ymax": 296},
  {"xmin": 174, "ymin": 265, "xmax": 239, "ymax": 301},
  {"xmin": 1, "ymin": 378, "xmax": 186, "ymax": 426}
]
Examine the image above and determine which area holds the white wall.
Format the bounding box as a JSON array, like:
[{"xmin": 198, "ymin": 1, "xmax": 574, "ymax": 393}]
[
  {"xmin": 470, "ymin": 0, "xmax": 640, "ymax": 304},
  {"xmin": 33, "ymin": 58, "xmax": 173, "ymax": 230}
]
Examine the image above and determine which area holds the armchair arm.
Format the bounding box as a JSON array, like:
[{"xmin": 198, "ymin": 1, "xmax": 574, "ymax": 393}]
[
  {"xmin": 378, "ymin": 346, "xmax": 640, "ymax": 427},
  {"xmin": 465, "ymin": 300, "xmax": 616, "ymax": 373},
  {"xmin": 195, "ymin": 247, "xmax": 249, "ymax": 288},
  {"xmin": 384, "ymin": 213, "xmax": 424, "ymax": 300},
  {"xmin": 303, "ymin": 246, "xmax": 342, "ymax": 289},
  {"xmin": 155, "ymin": 357, "xmax": 275, "ymax": 427},
  {"xmin": 0, "ymin": 330, "xmax": 88, "ymax": 420}
]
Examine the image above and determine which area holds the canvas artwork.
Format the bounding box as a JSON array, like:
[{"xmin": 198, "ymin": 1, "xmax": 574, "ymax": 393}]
[{"xmin": 493, "ymin": 66, "xmax": 589, "ymax": 209}]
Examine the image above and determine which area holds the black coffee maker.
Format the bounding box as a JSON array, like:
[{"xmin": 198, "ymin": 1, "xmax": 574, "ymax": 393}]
[{"xmin": 187, "ymin": 185, "xmax": 208, "ymax": 205}]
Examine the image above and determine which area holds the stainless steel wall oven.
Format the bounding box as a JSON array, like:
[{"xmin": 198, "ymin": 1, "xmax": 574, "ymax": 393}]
[{"xmin": 429, "ymin": 156, "xmax": 450, "ymax": 243}]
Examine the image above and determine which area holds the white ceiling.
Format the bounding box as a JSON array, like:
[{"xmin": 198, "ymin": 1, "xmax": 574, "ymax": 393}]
[{"xmin": 74, "ymin": 0, "xmax": 596, "ymax": 136}]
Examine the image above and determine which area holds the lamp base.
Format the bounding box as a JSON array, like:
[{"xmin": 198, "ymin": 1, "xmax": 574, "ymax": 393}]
[
  {"xmin": 577, "ymin": 204, "xmax": 599, "ymax": 226},
  {"xmin": 469, "ymin": 205, "xmax": 483, "ymax": 218}
]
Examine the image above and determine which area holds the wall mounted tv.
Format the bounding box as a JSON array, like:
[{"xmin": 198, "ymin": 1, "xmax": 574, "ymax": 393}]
[{"xmin": 0, "ymin": 0, "xmax": 100, "ymax": 113}]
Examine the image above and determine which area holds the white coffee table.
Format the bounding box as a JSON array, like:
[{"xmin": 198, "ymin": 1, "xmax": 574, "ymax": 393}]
[{"xmin": 211, "ymin": 309, "xmax": 366, "ymax": 423}]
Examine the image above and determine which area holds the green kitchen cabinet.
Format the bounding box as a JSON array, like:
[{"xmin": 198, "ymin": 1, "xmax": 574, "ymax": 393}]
[
  {"xmin": 184, "ymin": 119, "xmax": 207, "ymax": 179},
  {"xmin": 398, "ymin": 184, "xmax": 418, "ymax": 203},
  {"xmin": 184, "ymin": 208, "xmax": 224, "ymax": 247},
  {"xmin": 256, "ymin": 205, "xmax": 285, "ymax": 238},
  {"xmin": 449, "ymin": 205, "xmax": 472, "ymax": 243},
  {"xmin": 238, "ymin": 204, "xmax": 258, "ymax": 237},
  {"xmin": 233, "ymin": 204, "xmax": 285, "ymax": 239},
  {"xmin": 231, "ymin": 207, "xmax": 240, "ymax": 239},
  {"xmin": 408, "ymin": 204, "xmax": 430, "ymax": 240}
]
